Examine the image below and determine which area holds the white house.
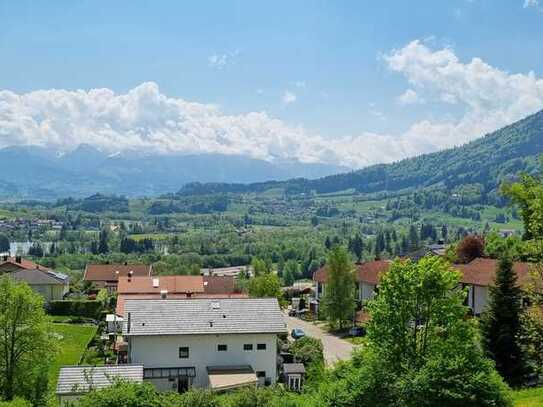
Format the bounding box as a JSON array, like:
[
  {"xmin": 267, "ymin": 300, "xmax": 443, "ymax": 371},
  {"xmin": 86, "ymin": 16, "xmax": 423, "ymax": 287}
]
[
  {"xmin": 56, "ymin": 365, "xmax": 143, "ymax": 406},
  {"xmin": 122, "ymin": 298, "xmax": 287, "ymax": 393}
]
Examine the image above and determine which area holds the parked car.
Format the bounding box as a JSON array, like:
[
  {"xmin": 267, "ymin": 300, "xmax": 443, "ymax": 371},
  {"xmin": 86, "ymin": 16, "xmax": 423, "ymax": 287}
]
[
  {"xmin": 288, "ymin": 308, "xmax": 297, "ymax": 317},
  {"xmin": 349, "ymin": 326, "xmax": 365, "ymax": 337},
  {"xmin": 291, "ymin": 328, "xmax": 305, "ymax": 340}
]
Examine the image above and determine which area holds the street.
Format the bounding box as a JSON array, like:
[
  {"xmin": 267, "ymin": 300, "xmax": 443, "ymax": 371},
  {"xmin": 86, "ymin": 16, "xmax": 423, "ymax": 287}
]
[{"xmin": 284, "ymin": 313, "xmax": 356, "ymax": 366}]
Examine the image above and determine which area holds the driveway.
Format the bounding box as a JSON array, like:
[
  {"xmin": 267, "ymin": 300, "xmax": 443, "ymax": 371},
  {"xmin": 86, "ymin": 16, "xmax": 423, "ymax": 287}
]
[{"xmin": 284, "ymin": 313, "xmax": 356, "ymax": 366}]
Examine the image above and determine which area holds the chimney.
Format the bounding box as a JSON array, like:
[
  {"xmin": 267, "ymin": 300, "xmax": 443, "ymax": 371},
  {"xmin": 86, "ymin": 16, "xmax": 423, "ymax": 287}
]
[
  {"xmin": 2, "ymin": 255, "xmax": 7, "ymax": 261},
  {"xmin": 127, "ymin": 270, "xmax": 133, "ymax": 282},
  {"xmin": 160, "ymin": 289, "xmax": 168, "ymax": 299},
  {"xmin": 15, "ymin": 256, "xmax": 21, "ymax": 264}
]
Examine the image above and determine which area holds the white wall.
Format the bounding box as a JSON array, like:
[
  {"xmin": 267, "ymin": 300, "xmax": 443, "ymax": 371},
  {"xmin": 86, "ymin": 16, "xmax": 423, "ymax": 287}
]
[
  {"xmin": 128, "ymin": 333, "xmax": 278, "ymax": 389},
  {"xmin": 359, "ymin": 282, "xmax": 376, "ymax": 303},
  {"xmin": 473, "ymin": 285, "xmax": 488, "ymax": 315}
]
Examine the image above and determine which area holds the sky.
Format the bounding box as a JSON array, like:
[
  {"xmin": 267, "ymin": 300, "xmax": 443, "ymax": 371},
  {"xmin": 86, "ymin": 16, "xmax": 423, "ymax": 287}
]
[{"xmin": 0, "ymin": 0, "xmax": 543, "ymax": 168}]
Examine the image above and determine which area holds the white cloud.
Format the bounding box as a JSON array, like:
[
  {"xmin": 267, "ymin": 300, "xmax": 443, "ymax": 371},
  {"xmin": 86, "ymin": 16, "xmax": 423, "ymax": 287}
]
[
  {"xmin": 282, "ymin": 90, "xmax": 297, "ymax": 104},
  {"xmin": 208, "ymin": 50, "xmax": 239, "ymax": 69},
  {"xmin": 396, "ymin": 89, "xmax": 425, "ymax": 105},
  {"xmin": 291, "ymin": 81, "xmax": 306, "ymax": 88},
  {"xmin": 1, "ymin": 41, "xmax": 542, "ymax": 170},
  {"xmin": 524, "ymin": 0, "xmax": 539, "ymax": 8}
]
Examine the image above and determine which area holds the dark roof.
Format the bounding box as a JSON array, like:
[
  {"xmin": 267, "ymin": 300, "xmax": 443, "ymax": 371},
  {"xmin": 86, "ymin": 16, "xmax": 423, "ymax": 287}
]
[
  {"xmin": 122, "ymin": 298, "xmax": 287, "ymax": 336},
  {"xmin": 56, "ymin": 365, "xmax": 143, "ymax": 395},
  {"xmin": 11, "ymin": 269, "xmax": 67, "ymax": 285},
  {"xmin": 84, "ymin": 264, "xmax": 151, "ymax": 282},
  {"xmin": 283, "ymin": 363, "xmax": 305, "ymax": 374},
  {"xmin": 454, "ymin": 258, "xmax": 531, "ymax": 287}
]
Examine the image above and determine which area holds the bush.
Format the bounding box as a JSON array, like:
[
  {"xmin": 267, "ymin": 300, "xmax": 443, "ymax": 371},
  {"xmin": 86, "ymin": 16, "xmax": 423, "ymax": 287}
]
[
  {"xmin": 0, "ymin": 398, "xmax": 31, "ymax": 407},
  {"xmin": 47, "ymin": 300, "xmax": 103, "ymax": 319}
]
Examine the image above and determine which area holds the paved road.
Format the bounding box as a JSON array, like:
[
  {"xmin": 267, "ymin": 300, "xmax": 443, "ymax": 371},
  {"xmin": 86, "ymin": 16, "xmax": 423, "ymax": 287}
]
[{"xmin": 284, "ymin": 313, "xmax": 356, "ymax": 366}]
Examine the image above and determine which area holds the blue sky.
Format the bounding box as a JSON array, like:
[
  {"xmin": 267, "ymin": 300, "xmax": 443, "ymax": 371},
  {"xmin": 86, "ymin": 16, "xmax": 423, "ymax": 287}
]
[{"xmin": 1, "ymin": 0, "xmax": 542, "ymax": 168}]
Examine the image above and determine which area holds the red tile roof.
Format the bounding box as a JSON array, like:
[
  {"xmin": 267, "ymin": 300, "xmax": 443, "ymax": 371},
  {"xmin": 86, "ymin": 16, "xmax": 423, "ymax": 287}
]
[
  {"xmin": 313, "ymin": 260, "xmax": 391, "ymax": 285},
  {"xmin": 0, "ymin": 256, "xmax": 50, "ymax": 271},
  {"xmin": 84, "ymin": 264, "xmax": 152, "ymax": 283},
  {"xmin": 357, "ymin": 260, "xmax": 391, "ymax": 284},
  {"xmin": 454, "ymin": 258, "xmax": 531, "ymax": 287},
  {"xmin": 117, "ymin": 276, "xmax": 205, "ymax": 295}
]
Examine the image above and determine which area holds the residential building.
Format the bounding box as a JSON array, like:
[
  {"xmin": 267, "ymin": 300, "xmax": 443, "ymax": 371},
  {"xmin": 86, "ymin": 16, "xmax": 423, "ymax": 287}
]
[
  {"xmin": 56, "ymin": 365, "xmax": 143, "ymax": 406},
  {"xmin": 122, "ymin": 298, "xmax": 287, "ymax": 392},
  {"xmin": 11, "ymin": 268, "xmax": 69, "ymax": 302},
  {"xmin": 83, "ymin": 263, "xmax": 152, "ymax": 293},
  {"xmin": 454, "ymin": 258, "xmax": 531, "ymax": 315},
  {"xmin": 0, "ymin": 255, "xmax": 51, "ymax": 273},
  {"xmin": 114, "ymin": 275, "xmax": 244, "ymax": 316}
]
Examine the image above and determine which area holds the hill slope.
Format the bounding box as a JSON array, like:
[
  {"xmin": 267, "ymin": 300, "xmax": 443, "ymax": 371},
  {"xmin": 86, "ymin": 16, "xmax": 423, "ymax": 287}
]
[{"xmin": 179, "ymin": 109, "xmax": 543, "ymax": 196}]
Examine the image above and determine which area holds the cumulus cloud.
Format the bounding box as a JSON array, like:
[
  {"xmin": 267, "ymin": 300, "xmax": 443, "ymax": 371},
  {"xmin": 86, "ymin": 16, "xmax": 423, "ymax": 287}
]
[
  {"xmin": 282, "ymin": 90, "xmax": 297, "ymax": 104},
  {"xmin": 1, "ymin": 40, "xmax": 542, "ymax": 170},
  {"xmin": 396, "ymin": 89, "xmax": 425, "ymax": 105}
]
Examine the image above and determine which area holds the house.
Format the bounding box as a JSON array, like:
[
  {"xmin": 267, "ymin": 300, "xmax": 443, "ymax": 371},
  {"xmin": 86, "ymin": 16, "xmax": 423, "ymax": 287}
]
[
  {"xmin": 11, "ymin": 268, "xmax": 69, "ymax": 302},
  {"xmin": 312, "ymin": 260, "xmax": 391, "ymax": 314},
  {"xmin": 114, "ymin": 275, "xmax": 244, "ymax": 316},
  {"xmin": 0, "ymin": 255, "xmax": 51, "ymax": 273},
  {"xmin": 56, "ymin": 365, "xmax": 143, "ymax": 406},
  {"xmin": 83, "ymin": 263, "xmax": 152, "ymax": 293},
  {"xmin": 122, "ymin": 298, "xmax": 287, "ymax": 392},
  {"xmin": 282, "ymin": 363, "xmax": 305, "ymax": 392},
  {"xmin": 200, "ymin": 265, "xmax": 253, "ymax": 278},
  {"xmin": 454, "ymin": 258, "xmax": 531, "ymax": 315}
]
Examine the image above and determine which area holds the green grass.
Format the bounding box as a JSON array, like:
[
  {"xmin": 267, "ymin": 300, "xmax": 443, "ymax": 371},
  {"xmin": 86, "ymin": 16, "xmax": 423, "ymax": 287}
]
[
  {"xmin": 49, "ymin": 323, "xmax": 98, "ymax": 389},
  {"xmin": 513, "ymin": 387, "xmax": 543, "ymax": 407}
]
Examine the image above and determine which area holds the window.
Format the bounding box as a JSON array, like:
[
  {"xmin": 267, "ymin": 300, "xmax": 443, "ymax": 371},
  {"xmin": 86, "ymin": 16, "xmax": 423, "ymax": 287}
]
[
  {"xmin": 217, "ymin": 344, "xmax": 227, "ymax": 351},
  {"xmin": 243, "ymin": 344, "xmax": 253, "ymax": 351},
  {"xmin": 256, "ymin": 371, "xmax": 266, "ymax": 378},
  {"xmin": 257, "ymin": 343, "xmax": 267, "ymax": 350},
  {"xmin": 178, "ymin": 347, "xmax": 189, "ymax": 358}
]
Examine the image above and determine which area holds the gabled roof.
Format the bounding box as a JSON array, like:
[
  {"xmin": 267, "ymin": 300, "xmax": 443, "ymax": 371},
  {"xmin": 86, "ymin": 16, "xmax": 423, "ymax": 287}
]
[
  {"xmin": 56, "ymin": 365, "xmax": 143, "ymax": 395},
  {"xmin": 313, "ymin": 260, "xmax": 391, "ymax": 285},
  {"xmin": 84, "ymin": 264, "xmax": 151, "ymax": 282},
  {"xmin": 357, "ymin": 260, "xmax": 391, "ymax": 284},
  {"xmin": 117, "ymin": 275, "xmax": 205, "ymax": 294},
  {"xmin": 122, "ymin": 298, "xmax": 287, "ymax": 336},
  {"xmin": 455, "ymin": 258, "xmax": 531, "ymax": 287},
  {"xmin": 0, "ymin": 256, "xmax": 50, "ymax": 271},
  {"xmin": 11, "ymin": 269, "xmax": 67, "ymax": 285}
]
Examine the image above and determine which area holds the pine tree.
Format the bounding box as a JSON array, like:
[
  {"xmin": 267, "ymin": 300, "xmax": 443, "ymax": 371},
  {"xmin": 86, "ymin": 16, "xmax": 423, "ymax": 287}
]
[{"xmin": 481, "ymin": 255, "xmax": 529, "ymax": 387}]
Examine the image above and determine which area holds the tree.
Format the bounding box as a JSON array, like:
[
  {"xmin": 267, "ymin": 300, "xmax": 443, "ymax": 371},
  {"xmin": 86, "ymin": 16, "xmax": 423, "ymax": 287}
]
[
  {"xmin": 349, "ymin": 234, "xmax": 364, "ymax": 262},
  {"xmin": 251, "ymin": 257, "xmax": 269, "ymax": 276},
  {"xmin": 0, "ymin": 277, "xmax": 54, "ymax": 403},
  {"xmin": 247, "ymin": 273, "xmax": 282, "ymax": 300},
  {"xmin": 0, "ymin": 235, "xmax": 9, "ymax": 254},
  {"xmin": 98, "ymin": 229, "xmax": 109, "ymax": 254},
  {"xmin": 283, "ymin": 260, "xmax": 301, "ymax": 286},
  {"xmin": 321, "ymin": 246, "xmax": 355, "ymax": 329},
  {"xmin": 481, "ymin": 256, "xmax": 530, "ymax": 386},
  {"xmin": 319, "ymin": 256, "xmax": 511, "ymax": 407},
  {"xmin": 456, "ymin": 234, "xmax": 484, "ymax": 264}
]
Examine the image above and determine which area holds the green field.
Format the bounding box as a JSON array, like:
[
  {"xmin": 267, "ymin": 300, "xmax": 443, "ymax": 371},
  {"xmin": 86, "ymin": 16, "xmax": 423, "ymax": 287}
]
[
  {"xmin": 513, "ymin": 387, "xmax": 543, "ymax": 407},
  {"xmin": 49, "ymin": 323, "xmax": 98, "ymax": 389}
]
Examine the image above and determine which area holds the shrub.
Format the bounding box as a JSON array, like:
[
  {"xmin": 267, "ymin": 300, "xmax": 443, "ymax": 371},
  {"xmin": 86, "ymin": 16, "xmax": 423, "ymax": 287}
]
[{"xmin": 47, "ymin": 300, "xmax": 103, "ymax": 319}]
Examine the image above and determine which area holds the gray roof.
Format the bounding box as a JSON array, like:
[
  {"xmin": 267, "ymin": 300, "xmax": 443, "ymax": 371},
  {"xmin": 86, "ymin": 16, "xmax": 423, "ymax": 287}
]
[
  {"xmin": 123, "ymin": 298, "xmax": 287, "ymax": 336},
  {"xmin": 11, "ymin": 269, "xmax": 67, "ymax": 285},
  {"xmin": 56, "ymin": 365, "xmax": 144, "ymax": 395},
  {"xmin": 283, "ymin": 363, "xmax": 306, "ymax": 374}
]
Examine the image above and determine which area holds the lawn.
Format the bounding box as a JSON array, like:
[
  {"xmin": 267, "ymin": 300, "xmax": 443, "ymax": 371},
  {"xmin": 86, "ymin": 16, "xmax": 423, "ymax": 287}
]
[
  {"xmin": 48, "ymin": 323, "xmax": 98, "ymax": 389},
  {"xmin": 513, "ymin": 387, "xmax": 543, "ymax": 407}
]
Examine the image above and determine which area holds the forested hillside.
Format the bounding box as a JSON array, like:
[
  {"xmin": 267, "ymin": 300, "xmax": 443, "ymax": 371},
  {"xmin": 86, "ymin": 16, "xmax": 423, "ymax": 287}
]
[{"xmin": 180, "ymin": 109, "xmax": 543, "ymax": 196}]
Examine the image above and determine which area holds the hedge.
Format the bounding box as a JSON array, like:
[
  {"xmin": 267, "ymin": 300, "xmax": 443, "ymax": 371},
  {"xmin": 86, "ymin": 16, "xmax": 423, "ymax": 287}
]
[{"xmin": 47, "ymin": 300, "xmax": 103, "ymax": 319}]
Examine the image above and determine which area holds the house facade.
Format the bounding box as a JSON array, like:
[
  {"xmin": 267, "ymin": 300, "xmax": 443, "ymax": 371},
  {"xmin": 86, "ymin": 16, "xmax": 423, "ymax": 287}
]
[
  {"xmin": 11, "ymin": 268, "xmax": 69, "ymax": 302},
  {"xmin": 122, "ymin": 298, "xmax": 286, "ymax": 392},
  {"xmin": 83, "ymin": 263, "xmax": 152, "ymax": 293}
]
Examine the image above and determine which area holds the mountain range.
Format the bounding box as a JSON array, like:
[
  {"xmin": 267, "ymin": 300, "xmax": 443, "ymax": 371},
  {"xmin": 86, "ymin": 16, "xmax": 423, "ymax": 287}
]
[
  {"xmin": 179, "ymin": 109, "xmax": 543, "ymax": 196},
  {"xmin": 0, "ymin": 145, "xmax": 345, "ymax": 199},
  {"xmin": 1, "ymin": 109, "xmax": 542, "ymax": 200}
]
